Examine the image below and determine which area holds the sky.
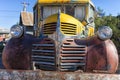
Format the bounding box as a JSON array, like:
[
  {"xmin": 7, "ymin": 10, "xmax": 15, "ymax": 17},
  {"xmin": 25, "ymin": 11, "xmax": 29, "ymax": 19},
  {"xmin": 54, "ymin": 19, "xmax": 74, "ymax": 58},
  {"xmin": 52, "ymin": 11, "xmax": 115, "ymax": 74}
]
[
  {"xmin": 92, "ymin": 0, "xmax": 120, "ymax": 16},
  {"xmin": 0, "ymin": 0, "xmax": 120, "ymax": 29}
]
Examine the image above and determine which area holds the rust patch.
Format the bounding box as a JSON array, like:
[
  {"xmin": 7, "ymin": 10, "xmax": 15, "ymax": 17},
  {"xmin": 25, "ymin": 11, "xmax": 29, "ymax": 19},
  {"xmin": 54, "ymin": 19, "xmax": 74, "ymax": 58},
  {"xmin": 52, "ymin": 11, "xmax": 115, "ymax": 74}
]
[
  {"xmin": 2, "ymin": 34, "xmax": 40, "ymax": 70},
  {"xmin": 0, "ymin": 70, "xmax": 119, "ymax": 80}
]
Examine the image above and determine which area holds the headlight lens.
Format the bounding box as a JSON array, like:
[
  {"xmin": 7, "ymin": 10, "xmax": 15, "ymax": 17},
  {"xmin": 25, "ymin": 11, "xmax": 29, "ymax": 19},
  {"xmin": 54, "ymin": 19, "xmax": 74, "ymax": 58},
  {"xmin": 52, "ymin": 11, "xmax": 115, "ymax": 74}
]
[
  {"xmin": 97, "ymin": 26, "xmax": 112, "ymax": 40},
  {"xmin": 10, "ymin": 25, "xmax": 24, "ymax": 38}
]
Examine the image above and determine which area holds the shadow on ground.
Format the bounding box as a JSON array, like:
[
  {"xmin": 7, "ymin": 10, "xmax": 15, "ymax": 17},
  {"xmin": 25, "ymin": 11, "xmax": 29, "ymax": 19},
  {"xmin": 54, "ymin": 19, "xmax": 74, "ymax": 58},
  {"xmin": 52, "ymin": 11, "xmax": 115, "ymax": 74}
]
[{"xmin": 0, "ymin": 54, "xmax": 4, "ymax": 69}]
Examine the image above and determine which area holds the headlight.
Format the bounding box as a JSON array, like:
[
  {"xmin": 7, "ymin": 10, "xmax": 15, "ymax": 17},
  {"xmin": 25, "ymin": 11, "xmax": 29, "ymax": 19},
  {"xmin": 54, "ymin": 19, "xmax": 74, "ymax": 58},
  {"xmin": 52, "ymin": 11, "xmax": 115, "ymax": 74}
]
[
  {"xmin": 97, "ymin": 26, "xmax": 112, "ymax": 40},
  {"xmin": 10, "ymin": 24, "xmax": 24, "ymax": 38}
]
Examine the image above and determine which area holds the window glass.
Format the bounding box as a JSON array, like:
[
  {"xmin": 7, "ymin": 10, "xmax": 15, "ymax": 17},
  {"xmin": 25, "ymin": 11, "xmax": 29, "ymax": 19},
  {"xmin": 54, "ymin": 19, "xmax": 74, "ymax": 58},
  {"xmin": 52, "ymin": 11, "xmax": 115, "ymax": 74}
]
[
  {"xmin": 75, "ymin": 6, "xmax": 86, "ymax": 21},
  {"xmin": 41, "ymin": 5, "xmax": 86, "ymax": 21},
  {"xmin": 65, "ymin": 5, "xmax": 75, "ymax": 16},
  {"xmin": 43, "ymin": 6, "xmax": 61, "ymax": 19}
]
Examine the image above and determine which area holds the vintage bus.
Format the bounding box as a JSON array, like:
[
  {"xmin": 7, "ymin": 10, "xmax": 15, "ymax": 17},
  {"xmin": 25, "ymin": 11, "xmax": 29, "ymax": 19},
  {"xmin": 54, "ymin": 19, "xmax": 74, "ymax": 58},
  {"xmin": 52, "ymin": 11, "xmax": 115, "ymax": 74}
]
[{"xmin": 2, "ymin": 0, "xmax": 119, "ymax": 73}]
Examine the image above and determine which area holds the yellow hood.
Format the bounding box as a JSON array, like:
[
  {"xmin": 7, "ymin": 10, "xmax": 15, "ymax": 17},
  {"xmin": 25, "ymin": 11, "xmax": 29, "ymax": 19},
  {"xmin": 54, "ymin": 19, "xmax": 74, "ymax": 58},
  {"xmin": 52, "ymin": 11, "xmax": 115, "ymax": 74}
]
[{"xmin": 44, "ymin": 13, "xmax": 84, "ymax": 36}]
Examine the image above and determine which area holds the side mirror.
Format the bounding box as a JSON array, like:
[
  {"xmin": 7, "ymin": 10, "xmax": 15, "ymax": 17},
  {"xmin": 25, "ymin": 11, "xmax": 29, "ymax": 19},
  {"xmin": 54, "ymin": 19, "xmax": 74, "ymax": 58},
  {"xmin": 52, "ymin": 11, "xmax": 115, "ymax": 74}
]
[
  {"xmin": 88, "ymin": 17, "xmax": 94, "ymax": 24},
  {"xmin": 82, "ymin": 17, "xmax": 94, "ymax": 26}
]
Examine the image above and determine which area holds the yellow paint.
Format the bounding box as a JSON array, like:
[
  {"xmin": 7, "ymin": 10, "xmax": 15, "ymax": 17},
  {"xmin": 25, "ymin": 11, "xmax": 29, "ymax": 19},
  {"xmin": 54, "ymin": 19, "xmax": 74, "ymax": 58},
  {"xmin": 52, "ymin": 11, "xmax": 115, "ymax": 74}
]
[
  {"xmin": 37, "ymin": 0, "xmax": 90, "ymax": 4},
  {"xmin": 60, "ymin": 13, "xmax": 84, "ymax": 35},
  {"xmin": 81, "ymin": 4, "xmax": 89, "ymax": 26},
  {"xmin": 44, "ymin": 13, "xmax": 84, "ymax": 36},
  {"xmin": 36, "ymin": 0, "xmax": 95, "ymax": 9},
  {"xmin": 85, "ymin": 5, "xmax": 89, "ymax": 23},
  {"xmin": 44, "ymin": 14, "xmax": 58, "ymax": 23},
  {"xmin": 82, "ymin": 20, "xmax": 87, "ymax": 26},
  {"xmin": 88, "ymin": 27, "xmax": 94, "ymax": 36}
]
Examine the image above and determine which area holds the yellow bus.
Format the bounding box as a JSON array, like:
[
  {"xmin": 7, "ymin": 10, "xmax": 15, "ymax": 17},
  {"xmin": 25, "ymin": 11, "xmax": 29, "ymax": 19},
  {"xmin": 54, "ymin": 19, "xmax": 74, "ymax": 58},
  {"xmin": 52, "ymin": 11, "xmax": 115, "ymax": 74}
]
[{"xmin": 2, "ymin": 0, "xmax": 119, "ymax": 73}]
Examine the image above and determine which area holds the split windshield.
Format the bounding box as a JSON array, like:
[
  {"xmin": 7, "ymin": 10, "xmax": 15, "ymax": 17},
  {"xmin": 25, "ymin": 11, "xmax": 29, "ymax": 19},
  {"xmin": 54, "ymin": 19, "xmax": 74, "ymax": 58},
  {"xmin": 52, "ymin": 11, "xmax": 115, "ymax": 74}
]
[{"xmin": 40, "ymin": 4, "xmax": 86, "ymax": 21}]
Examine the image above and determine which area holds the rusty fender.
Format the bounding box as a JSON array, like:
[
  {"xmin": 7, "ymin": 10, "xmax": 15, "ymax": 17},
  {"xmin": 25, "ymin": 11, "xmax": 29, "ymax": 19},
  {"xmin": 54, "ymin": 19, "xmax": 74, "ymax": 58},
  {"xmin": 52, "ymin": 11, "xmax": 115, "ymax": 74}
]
[
  {"xmin": 2, "ymin": 34, "xmax": 119, "ymax": 74},
  {"xmin": 86, "ymin": 36, "xmax": 119, "ymax": 73},
  {"xmin": 2, "ymin": 34, "xmax": 41, "ymax": 70}
]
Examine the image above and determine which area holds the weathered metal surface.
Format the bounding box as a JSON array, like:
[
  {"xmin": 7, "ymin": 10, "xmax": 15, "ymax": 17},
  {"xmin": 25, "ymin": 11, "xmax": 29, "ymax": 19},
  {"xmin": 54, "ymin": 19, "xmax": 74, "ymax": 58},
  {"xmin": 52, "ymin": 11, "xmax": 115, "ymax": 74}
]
[
  {"xmin": 0, "ymin": 70, "xmax": 120, "ymax": 80},
  {"xmin": 86, "ymin": 36, "xmax": 119, "ymax": 73},
  {"xmin": 2, "ymin": 34, "xmax": 40, "ymax": 70},
  {"xmin": 32, "ymin": 38, "xmax": 57, "ymax": 71},
  {"xmin": 60, "ymin": 39, "xmax": 86, "ymax": 71},
  {"xmin": 2, "ymin": 33, "xmax": 119, "ymax": 73},
  {"xmin": 20, "ymin": 12, "xmax": 33, "ymax": 26}
]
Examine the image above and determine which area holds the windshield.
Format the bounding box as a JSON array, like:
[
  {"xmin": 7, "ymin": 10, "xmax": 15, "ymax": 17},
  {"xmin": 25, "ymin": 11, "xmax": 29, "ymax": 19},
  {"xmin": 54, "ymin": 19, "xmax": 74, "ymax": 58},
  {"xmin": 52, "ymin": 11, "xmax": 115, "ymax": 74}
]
[
  {"xmin": 43, "ymin": 6, "xmax": 61, "ymax": 19},
  {"xmin": 41, "ymin": 5, "xmax": 86, "ymax": 21},
  {"xmin": 74, "ymin": 6, "xmax": 86, "ymax": 21}
]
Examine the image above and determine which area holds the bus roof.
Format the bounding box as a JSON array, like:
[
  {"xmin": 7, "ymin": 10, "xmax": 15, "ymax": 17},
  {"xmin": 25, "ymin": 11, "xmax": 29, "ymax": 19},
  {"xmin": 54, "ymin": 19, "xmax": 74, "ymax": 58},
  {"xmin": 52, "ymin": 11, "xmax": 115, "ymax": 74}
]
[
  {"xmin": 37, "ymin": 0, "xmax": 91, "ymax": 4},
  {"xmin": 36, "ymin": 0, "xmax": 95, "ymax": 8}
]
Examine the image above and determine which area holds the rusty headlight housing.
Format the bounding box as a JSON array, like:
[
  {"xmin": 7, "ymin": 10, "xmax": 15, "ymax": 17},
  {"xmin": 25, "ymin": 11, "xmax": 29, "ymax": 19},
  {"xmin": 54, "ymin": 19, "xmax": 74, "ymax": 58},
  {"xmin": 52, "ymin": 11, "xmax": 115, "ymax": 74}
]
[
  {"xmin": 10, "ymin": 24, "xmax": 24, "ymax": 38},
  {"xmin": 97, "ymin": 26, "xmax": 113, "ymax": 40}
]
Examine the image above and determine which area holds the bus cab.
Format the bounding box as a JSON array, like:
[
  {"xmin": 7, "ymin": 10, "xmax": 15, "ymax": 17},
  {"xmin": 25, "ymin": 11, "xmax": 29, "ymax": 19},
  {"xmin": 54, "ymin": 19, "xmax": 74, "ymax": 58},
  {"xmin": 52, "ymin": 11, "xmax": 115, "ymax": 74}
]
[{"xmin": 2, "ymin": 0, "xmax": 119, "ymax": 73}]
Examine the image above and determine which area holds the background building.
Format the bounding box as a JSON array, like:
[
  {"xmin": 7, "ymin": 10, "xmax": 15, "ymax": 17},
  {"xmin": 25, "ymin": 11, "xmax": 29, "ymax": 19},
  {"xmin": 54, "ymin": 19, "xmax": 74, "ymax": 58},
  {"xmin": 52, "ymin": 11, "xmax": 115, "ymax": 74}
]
[
  {"xmin": 0, "ymin": 28, "xmax": 9, "ymax": 42},
  {"xmin": 19, "ymin": 2, "xmax": 34, "ymax": 35},
  {"xmin": 19, "ymin": 11, "xmax": 33, "ymax": 35}
]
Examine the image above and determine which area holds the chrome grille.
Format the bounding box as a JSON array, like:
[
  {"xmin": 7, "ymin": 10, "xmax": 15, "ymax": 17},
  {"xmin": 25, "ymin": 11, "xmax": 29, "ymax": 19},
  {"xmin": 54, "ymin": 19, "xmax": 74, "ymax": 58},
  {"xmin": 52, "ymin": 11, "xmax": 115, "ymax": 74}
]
[
  {"xmin": 32, "ymin": 38, "xmax": 56, "ymax": 70},
  {"xmin": 60, "ymin": 39, "xmax": 87, "ymax": 71},
  {"xmin": 43, "ymin": 22, "xmax": 57, "ymax": 34},
  {"xmin": 61, "ymin": 22, "xmax": 77, "ymax": 35}
]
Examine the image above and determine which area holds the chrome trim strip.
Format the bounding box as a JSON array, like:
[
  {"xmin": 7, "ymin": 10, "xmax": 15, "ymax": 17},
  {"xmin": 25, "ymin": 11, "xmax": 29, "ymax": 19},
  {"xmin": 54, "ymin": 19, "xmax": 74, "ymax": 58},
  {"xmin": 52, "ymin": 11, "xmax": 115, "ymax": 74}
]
[
  {"xmin": 61, "ymin": 57, "xmax": 86, "ymax": 60},
  {"xmin": 61, "ymin": 51, "xmax": 86, "ymax": 53},
  {"xmin": 60, "ymin": 63, "xmax": 85, "ymax": 66},
  {"xmin": 62, "ymin": 44, "xmax": 86, "ymax": 48},
  {"xmin": 32, "ymin": 56, "xmax": 55, "ymax": 59},
  {"xmin": 35, "ymin": 61, "xmax": 55, "ymax": 65},
  {"xmin": 32, "ymin": 50, "xmax": 54, "ymax": 53},
  {"xmin": 32, "ymin": 44, "xmax": 54, "ymax": 47}
]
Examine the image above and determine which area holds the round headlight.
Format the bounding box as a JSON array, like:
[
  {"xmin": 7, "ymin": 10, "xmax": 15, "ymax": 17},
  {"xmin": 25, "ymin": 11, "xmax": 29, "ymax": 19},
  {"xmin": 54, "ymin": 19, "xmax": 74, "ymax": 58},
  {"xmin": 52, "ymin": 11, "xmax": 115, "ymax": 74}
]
[
  {"xmin": 10, "ymin": 24, "xmax": 24, "ymax": 38},
  {"xmin": 97, "ymin": 26, "xmax": 113, "ymax": 40}
]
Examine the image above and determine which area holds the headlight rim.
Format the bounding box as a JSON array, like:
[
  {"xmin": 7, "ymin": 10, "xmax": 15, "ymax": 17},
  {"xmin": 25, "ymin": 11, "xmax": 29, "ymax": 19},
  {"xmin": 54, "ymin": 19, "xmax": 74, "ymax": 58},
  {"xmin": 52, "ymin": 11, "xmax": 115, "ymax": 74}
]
[
  {"xmin": 97, "ymin": 26, "xmax": 113, "ymax": 40},
  {"xmin": 10, "ymin": 24, "xmax": 24, "ymax": 38}
]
